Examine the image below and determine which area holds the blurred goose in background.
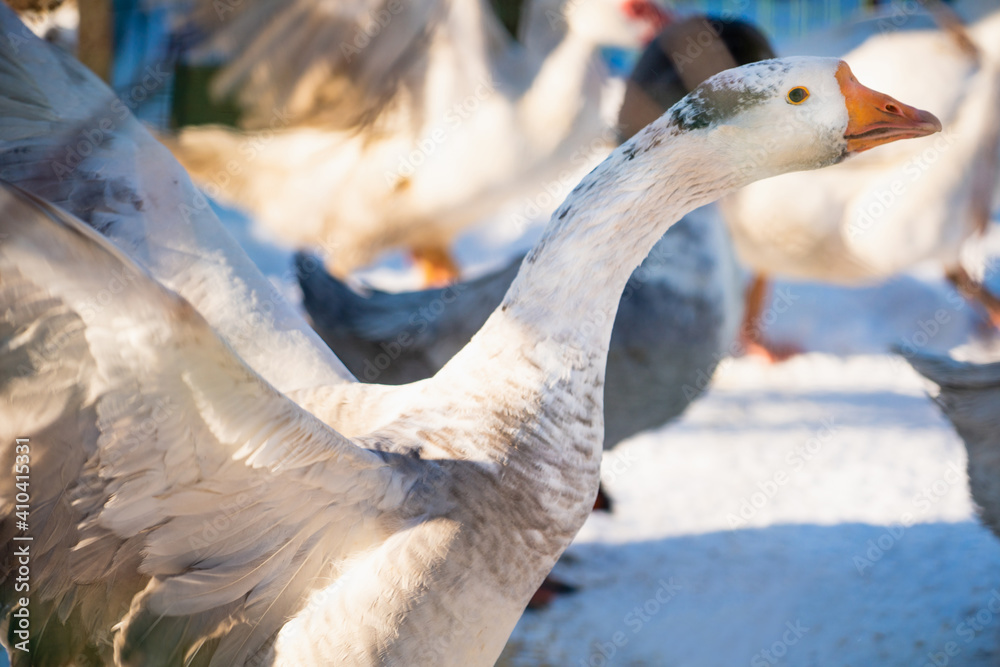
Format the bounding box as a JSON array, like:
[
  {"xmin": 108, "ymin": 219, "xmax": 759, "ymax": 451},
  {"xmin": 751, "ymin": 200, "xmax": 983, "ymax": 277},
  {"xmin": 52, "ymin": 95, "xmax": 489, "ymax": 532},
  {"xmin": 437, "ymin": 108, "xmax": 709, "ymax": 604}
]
[
  {"xmin": 0, "ymin": 2, "xmax": 354, "ymax": 395},
  {"xmin": 13, "ymin": 0, "xmax": 76, "ymax": 47},
  {"xmin": 723, "ymin": 7, "xmax": 1000, "ymax": 360},
  {"xmin": 10, "ymin": 0, "xmax": 110, "ymax": 78},
  {"xmin": 904, "ymin": 351, "xmax": 1000, "ymax": 540},
  {"xmin": 164, "ymin": 0, "xmax": 670, "ymax": 283},
  {"xmin": 298, "ymin": 14, "xmax": 776, "ymax": 448},
  {"xmin": 617, "ymin": 13, "xmax": 777, "ymax": 141},
  {"xmin": 0, "ymin": 2, "xmax": 943, "ymax": 658}
]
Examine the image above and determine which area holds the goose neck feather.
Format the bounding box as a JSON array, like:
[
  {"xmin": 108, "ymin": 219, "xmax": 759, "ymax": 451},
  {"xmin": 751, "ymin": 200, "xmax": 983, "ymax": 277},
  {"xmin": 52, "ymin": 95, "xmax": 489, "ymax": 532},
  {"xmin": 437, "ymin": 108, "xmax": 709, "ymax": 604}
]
[
  {"xmin": 500, "ymin": 120, "xmax": 744, "ymax": 350},
  {"xmin": 412, "ymin": 118, "xmax": 755, "ymax": 526}
]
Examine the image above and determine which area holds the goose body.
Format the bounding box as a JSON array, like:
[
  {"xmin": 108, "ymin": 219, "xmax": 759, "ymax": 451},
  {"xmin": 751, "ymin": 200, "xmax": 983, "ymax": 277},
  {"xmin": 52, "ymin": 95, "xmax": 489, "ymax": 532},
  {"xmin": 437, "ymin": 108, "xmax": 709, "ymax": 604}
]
[
  {"xmin": 166, "ymin": 0, "xmax": 668, "ymax": 277},
  {"xmin": 1, "ymin": 180, "xmax": 585, "ymax": 665},
  {"xmin": 904, "ymin": 352, "xmax": 1000, "ymax": 540},
  {"xmin": 0, "ymin": 8, "xmax": 941, "ymax": 662}
]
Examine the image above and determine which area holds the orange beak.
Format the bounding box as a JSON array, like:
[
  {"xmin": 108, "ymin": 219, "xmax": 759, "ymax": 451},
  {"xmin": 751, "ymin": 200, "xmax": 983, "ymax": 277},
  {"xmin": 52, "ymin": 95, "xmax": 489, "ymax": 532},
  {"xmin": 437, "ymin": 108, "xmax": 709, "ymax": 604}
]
[{"xmin": 837, "ymin": 62, "xmax": 941, "ymax": 154}]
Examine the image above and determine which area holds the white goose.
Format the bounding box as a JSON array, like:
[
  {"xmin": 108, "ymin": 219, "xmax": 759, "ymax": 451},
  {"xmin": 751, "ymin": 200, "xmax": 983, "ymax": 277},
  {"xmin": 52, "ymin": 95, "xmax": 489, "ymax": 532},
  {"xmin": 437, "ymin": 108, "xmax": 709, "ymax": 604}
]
[
  {"xmin": 165, "ymin": 0, "xmax": 669, "ymax": 282},
  {"xmin": 722, "ymin": 8, "xmax": 1000, "ymax": 359},
  {"xmin": 0, "ymin": 9, "xmax": 941, "ymax": 665}
]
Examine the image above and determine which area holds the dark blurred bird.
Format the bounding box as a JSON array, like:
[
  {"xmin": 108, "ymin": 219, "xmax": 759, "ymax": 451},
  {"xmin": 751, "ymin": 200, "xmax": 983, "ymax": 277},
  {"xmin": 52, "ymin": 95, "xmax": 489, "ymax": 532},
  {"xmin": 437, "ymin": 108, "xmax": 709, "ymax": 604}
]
[{"xmin": 903, "ymin": 351, "xmax": 1000, "ymax": 539}]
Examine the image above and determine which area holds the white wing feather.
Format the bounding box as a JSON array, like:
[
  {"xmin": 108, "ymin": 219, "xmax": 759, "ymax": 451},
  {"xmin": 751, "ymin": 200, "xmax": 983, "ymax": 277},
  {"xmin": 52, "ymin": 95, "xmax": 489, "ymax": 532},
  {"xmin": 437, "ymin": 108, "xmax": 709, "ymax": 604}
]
[{"xmin": 0, "ymin": 183, "xmax": 428, "ymax": 665}]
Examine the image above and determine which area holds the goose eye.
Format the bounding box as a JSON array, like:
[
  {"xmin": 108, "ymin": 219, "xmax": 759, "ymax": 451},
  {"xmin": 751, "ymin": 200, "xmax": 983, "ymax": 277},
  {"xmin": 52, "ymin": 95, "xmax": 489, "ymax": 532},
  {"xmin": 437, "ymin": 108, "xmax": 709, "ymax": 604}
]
[{"xmin": 786, "ymin": 87, "xmax": 810, "ymax": 104}]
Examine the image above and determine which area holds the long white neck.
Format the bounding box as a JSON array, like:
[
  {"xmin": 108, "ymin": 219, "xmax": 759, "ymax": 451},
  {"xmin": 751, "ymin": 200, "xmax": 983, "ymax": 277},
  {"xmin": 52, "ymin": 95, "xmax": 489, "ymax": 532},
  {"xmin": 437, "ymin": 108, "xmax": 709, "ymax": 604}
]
[
  {"xmin": 432, "ymin": 118, "xmax": 755, "ymax": 467},
  {"xmin": 284, "ymin": 118, "xmax": 768, "ymax": 667},
  {"xmin": 500, "ymin": 121, "xmax": 745, "ymax": 354}
]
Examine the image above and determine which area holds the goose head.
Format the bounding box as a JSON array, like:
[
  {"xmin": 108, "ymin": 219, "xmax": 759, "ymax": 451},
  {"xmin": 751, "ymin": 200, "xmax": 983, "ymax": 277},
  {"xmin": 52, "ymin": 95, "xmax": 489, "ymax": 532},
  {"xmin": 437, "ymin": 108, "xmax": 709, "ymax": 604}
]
[
  {"xmin": 505, "ymin": 57, "xmax": 941, "ymax": 340},
  {"xmin": 663, "ymin": 57, "xmax": 942, "ymax": 181}
]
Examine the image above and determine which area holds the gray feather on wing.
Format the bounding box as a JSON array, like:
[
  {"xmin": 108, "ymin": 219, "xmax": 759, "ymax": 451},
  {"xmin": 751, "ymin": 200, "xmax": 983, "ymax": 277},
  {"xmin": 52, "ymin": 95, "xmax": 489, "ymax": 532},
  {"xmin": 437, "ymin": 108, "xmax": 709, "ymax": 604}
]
[{"xmin": 0, "ymin": 182, "xmax": 429, "ymax": 663}]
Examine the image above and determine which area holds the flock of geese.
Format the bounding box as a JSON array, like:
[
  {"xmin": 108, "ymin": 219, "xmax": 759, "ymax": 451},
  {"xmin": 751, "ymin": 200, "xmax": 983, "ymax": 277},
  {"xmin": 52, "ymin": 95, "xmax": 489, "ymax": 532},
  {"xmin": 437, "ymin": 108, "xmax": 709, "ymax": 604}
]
[
  {"xmin": 166, "ymin": 0, "xmax": 672, "ymax": 281},
  {"xmin": 1, "ymin": 0, "xmax": 999, "ymax": 665}
]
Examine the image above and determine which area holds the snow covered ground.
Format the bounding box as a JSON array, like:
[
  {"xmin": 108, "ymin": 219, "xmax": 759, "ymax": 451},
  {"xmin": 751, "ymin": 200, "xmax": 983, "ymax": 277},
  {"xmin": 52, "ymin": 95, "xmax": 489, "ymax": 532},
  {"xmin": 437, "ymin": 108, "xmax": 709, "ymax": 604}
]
[
  {"xmin": 493, "ymin": 227, "xmax": 1000, "ymax": 666},
  {"xmin": 500, "ymin": 353, "xmax": 1000, "ymax": 667}
]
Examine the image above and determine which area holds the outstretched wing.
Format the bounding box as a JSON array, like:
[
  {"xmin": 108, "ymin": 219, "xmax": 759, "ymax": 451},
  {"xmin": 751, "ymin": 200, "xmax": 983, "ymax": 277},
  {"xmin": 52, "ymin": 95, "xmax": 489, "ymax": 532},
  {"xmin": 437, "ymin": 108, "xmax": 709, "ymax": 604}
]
[
  {"xmin": 0, "ymin": 183, "xmax": 427, "ymax": 665},
  {"xmin": 170, "ymin": 0, "xmax": 510, "ymax": 132},
  {"xmin": 0, "ymin": 2, "xmax": 356, "ymax": 391}
]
